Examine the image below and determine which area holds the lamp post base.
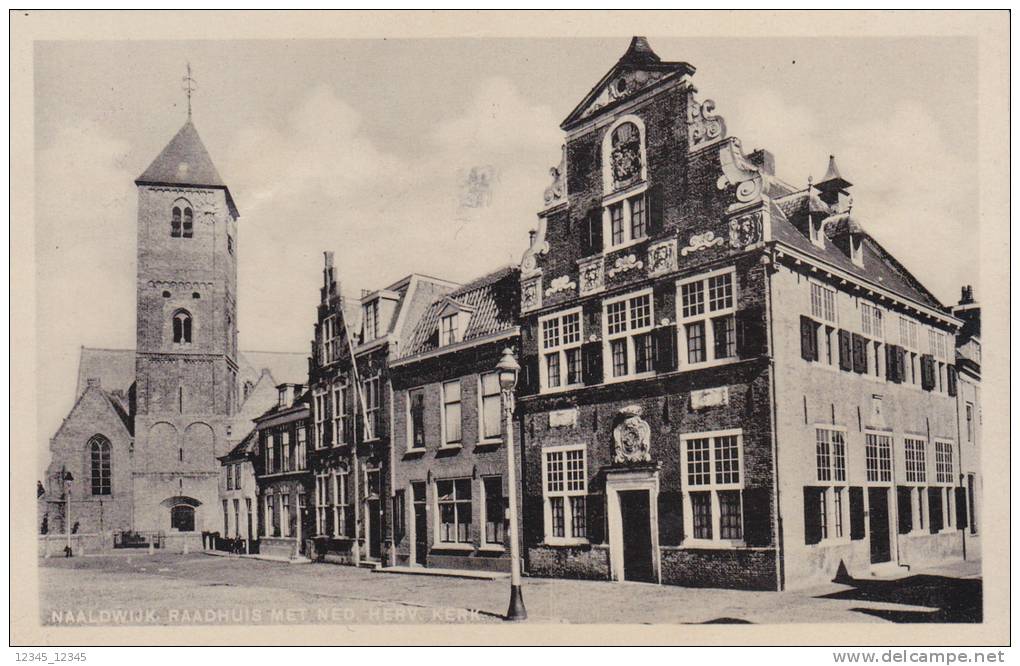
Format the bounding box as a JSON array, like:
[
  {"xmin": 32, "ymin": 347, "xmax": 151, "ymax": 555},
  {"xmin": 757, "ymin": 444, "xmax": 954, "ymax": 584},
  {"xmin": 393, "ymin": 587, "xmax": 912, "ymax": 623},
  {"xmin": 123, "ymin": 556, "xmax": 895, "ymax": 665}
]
[{"xmin": 504, "ymin": 584, "xmax": 527, "ymax": 621}]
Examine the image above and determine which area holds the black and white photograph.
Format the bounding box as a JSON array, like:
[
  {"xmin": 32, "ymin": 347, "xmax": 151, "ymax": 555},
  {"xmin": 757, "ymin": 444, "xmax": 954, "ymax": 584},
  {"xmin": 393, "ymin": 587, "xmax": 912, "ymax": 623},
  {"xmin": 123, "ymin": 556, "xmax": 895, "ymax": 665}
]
[{"xmin": 9, "ymin": 9, "xmax": 1010, "ymax": 650}]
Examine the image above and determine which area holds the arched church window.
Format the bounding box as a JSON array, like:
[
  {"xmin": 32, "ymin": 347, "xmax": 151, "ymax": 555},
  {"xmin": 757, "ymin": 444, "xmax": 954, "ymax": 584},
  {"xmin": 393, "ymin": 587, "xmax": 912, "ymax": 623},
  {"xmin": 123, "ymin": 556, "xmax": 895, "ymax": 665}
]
[
  {"xmin": 89, "ymin": 435, "xmax": 112, "ymax": 496},
  {"xmin": 172, "ymin": 310, "xmax": 193, "ymax": 344},
  {"xmin": 609, "ymin": 121, "xmax": 642, "ymax": 187},
  {"xmin": 171, "ymin": 207, "xmax": 182, "ymax": 238},
  {"xmin": 171, "ymin": 504, "xmax": 195, "ymax": 532},
  {"xmin": 182, "ymin": 207, "xmax": 194, "ymax": 238}
]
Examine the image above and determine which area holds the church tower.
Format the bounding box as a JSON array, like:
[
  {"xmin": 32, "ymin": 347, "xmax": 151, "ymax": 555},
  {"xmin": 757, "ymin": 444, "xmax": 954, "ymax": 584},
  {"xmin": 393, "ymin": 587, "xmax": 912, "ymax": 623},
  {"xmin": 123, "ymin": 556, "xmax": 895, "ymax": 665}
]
[{"xmin": 131, "ymin": 116, "xmax": 240, "ymax": 535}]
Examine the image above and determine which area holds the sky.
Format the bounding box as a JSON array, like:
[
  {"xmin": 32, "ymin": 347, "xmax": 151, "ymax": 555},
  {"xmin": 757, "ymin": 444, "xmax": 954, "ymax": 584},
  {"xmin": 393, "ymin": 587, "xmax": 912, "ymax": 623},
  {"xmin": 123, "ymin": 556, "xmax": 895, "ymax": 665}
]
[{"xmin": 34, "ymin": 36, "xmax": 979, "ymax": 458}]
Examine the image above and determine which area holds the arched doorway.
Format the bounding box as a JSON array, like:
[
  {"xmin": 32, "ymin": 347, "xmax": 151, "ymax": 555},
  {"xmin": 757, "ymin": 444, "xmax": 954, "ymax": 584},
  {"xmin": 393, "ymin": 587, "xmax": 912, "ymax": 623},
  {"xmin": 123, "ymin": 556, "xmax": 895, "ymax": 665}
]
[{"xmin": 171, "ymin": 505, "xmax": 195, "ymax": 532}]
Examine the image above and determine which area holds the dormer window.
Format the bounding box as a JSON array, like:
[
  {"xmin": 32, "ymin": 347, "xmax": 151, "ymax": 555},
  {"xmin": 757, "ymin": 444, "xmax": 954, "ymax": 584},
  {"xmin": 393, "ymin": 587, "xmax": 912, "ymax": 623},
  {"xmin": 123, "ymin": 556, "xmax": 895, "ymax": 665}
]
[
  {"xmin": 363, "ymin": 300, "xmax": 379, "ymax": 341},
  {"xmin": 440, "ymin": 314, "xmax": 459, "ymax": 346},
  {"xmin": 809, "ymin": 217, "xmax": 825, "ymax": 248},
  {"xmin": 278, "ymin": 388, "xmax": 288, "ymax": 408},
  {"xmin": 850, "ymin": 235, "xmax": 864, "ymax": 268}
]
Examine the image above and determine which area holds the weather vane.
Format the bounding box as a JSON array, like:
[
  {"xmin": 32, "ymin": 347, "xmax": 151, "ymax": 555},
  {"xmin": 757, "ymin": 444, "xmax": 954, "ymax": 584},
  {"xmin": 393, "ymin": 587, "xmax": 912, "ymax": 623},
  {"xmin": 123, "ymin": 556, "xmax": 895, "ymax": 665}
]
[{"xmin": 182, "ymin": 62, "xmax": 197, "ymax": 119}]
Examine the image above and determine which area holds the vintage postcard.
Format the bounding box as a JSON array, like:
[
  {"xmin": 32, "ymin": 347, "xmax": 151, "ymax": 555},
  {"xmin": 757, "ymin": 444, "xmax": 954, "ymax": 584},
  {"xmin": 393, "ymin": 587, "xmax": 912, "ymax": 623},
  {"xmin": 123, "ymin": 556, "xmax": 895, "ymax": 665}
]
[{"xmin": 9, "ymin": 10, "xmax": 1010, "ymax": 648}]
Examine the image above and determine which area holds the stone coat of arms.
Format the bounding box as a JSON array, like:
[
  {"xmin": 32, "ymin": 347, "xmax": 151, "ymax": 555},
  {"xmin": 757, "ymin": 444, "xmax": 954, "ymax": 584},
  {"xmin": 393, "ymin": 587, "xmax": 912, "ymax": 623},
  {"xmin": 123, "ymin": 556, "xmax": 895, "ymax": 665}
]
[{"xmin": 612, "ymin": 406, "xmax": 652, "ymax": 464}]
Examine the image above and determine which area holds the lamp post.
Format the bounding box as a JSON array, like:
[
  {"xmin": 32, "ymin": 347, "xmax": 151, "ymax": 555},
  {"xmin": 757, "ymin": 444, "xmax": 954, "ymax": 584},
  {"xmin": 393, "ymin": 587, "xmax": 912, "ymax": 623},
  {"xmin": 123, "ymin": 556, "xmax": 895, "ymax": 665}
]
[
  {"xmin": 63, "ymin": 471, "xmax": 74, "ymax": 557},
  {"xmin": 496, "ymin": 347, "xmax": 526, "ymax": 621}
]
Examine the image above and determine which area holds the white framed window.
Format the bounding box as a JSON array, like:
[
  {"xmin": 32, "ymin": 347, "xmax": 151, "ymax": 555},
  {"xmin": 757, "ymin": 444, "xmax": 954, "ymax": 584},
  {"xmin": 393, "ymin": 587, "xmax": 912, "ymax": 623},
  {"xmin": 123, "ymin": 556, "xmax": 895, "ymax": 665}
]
[
  {"xmin": 678, "ymin": 269, "xmax": 737, "ymax": 368},
  {"xmin": 321, "ymin": 315, "xmax": 338, "ymax": 363},
  {"xmin": 899, "ymin": 316, "xmax": 920, "ymax": 385},
  {"xmin": 539, "ymin": 308, "xmax": 583, "ymax": 392},
  {"xmin": 903, "ymin": 436, "xmax": 928, "ymax": 533},
  {"xmin": 363, "ymin": 374, "xmax": 380, "ymax": 441},
  {"xmin": 934, "ymin": 439, "xmax": 955, "ymax": 531},
  {"xmin": 363, "ymin": 300, "xmax": 379, "ymax": 341},
  {"xmin": 440, "ymin": 314, "xmax": 458, "ymax": 346},
  {"xmin": 265, "ymin": 433, "xmax": 275, "ymax": 474},
  {"xmin": 296, "ymin": 427, "xmax": 306, "ymax": 471},
  {"xmin": 681, "ymin": 430, "xmax": 744, "ymax": 545},
  {"xmin": 281, "ymin": 430, "xmax": 291, "ymax": 473},
  {"xmin": 281, "ymin": 493, "xmax": 291, "ymax": 537},
  {"xmin": 928, "ymin": 328, "xmax": 949, "ymax": 393},
  {"xmin": 811, "ymin": 282, "xmax": 837, "ymax": 324},
  {"xmin": 479, "ymin": 372, "xmax": 502, "ymax": 442},
  {"xmin": 313, "ymin": 391, "xmax": 326, "ymax": 449},
  {"xmin": 865, "ymin": 432, "xmax": 893, "ymax": 483},
  {"xmin": 441, "ymin": 379, "xmax": 462, "ymax": 446},
  {"xmin": 604, "ymin": 192, "xmax": 649, "ymax": 249},
  {"xmin": 542, "ymin": 446, "xmax": 587, "ymax": 545},
  {"xmin": 233, "ymin": 462, "xmax": 240, "ymax": 491},
  {"xmin": 603, "ymin": 289, "xmax": 655, "ymax": 380},
  {"xmin": 436, "ymin": 478, "xmax": 472, "ymax": 544},
  {"xmin": 860, "ymin": 302, "xmax": 885, "ymax": 379},
  {"xmin": 407, "ymin": 387, "xmax": 426, "ymax": 451},
  {"xmin": 482, "ymin": 475, "xmax": 505, "ymax": 546},
  {"xmin": 263, "ymin": 490, "xmax": 273, "ymax": 538},
  {"xmin": 331, "ymin": 383, "xmax": 347, "ymax": 446},
  {"xmin": 813, "ymin": 427, "xmax": 849, "ymax": 542},
  {"xmin": 332, "ymin": 468, "xmax": 351, "ymax": 537}
]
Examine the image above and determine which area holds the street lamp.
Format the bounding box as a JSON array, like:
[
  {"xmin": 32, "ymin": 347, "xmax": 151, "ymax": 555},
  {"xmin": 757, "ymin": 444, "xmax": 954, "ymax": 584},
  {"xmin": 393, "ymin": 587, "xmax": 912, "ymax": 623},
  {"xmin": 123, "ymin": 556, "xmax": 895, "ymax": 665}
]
[
  {"xmin": 63, "ymin": 471, "xmax": 74, "ymax": 557},
  {"xmin": 496, "ymin": 347, "xmax": 526, "ymax": 621}
]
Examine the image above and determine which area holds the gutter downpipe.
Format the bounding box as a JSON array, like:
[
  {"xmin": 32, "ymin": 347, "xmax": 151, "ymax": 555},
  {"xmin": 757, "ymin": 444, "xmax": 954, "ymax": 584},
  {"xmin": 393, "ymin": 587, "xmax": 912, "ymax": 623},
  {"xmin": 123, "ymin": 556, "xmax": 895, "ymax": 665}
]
[{"xmin": 764, "ymin": 245, "xmax": 785, "ymax": 591}]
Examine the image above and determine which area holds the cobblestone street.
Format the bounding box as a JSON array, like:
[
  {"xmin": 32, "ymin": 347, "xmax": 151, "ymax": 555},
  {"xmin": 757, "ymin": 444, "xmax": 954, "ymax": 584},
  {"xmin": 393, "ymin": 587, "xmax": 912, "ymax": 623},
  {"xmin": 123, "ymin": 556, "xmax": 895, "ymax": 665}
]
[{"xmin": 39, "ymin": 553, "xmax": 982, "ymax": 626}]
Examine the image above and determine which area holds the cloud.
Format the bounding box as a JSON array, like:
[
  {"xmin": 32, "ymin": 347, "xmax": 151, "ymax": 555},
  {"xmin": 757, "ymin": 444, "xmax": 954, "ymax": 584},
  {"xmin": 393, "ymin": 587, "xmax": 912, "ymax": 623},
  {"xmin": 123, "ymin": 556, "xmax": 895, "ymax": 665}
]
[{"xmin": 727, "ymin": 89, "xmax": 976, "ymax": 304}]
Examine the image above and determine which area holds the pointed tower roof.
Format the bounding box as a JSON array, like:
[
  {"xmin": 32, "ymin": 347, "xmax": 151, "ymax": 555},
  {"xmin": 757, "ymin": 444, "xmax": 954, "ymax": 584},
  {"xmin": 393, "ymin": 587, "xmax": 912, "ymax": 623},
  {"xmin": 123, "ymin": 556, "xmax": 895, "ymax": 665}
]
[
  {"xmin": 817, "ymin": 154, "xmax": 852, "ymax": 191},
  {"xmin": 136, "ymin": 120, "xmax": 238, "ymax": 216}
]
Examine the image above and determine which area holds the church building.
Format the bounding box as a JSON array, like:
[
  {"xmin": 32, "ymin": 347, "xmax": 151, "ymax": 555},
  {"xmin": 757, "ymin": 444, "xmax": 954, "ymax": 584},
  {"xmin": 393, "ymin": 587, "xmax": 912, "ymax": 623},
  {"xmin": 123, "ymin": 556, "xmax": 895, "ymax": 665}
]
[{"xmin": 41, "ymin": 114, "xmax": 305, "ymax": 550}]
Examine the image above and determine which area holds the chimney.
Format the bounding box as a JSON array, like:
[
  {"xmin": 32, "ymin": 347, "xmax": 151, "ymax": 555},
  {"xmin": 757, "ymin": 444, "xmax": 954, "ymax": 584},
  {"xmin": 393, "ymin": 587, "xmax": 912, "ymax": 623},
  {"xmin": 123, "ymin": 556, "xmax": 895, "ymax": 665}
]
[
  {"xmin": 528, "ymin": 229, "xmax": 536, "ymax": 246},
  {"xmin": 748, "ymin": 149, "xmax": 775, "ymax": 176},
  {"xmin": 959, "ymin": 285, "xmax": 975, "ymax": 305}
]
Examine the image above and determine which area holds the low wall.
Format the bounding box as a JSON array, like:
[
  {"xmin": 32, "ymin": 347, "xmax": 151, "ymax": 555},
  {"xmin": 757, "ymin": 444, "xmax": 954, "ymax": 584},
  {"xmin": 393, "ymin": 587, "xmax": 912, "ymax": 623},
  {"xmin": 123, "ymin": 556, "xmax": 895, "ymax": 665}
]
[
  {"xmin": 898, "ymin": 530, "xmax": 964, "ymax": 570},
  {"xmin": 38, "ymin": 533, "xmax": 113, "ymax": 557},
  {"xmin": 526, "ymin": 544, "xmax": 610, "ymax": 581},
  {"xmin": 260, "ymin": 537, "xmax": 303, "ymax": 560},
  {"xmin": 660, "ymin": 547, "xmax": 778, "ymax": 591}
]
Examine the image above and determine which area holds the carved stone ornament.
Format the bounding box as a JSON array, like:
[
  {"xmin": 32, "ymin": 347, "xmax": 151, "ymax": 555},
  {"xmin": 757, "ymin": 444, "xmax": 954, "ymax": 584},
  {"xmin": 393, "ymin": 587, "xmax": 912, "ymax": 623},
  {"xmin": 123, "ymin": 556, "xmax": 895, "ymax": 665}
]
[
  {"xmin": 680, "ymin": 231, "xmax": 725, "ymax": 256},
  {"xmin": 647, "ymin": 239, "xmax": 678, "ymax": 276},
  {"xmin": 581, "ymin": 69, "xmax": 665, "ymax": 121},
  {"xmin": 607, "ymin": 253, "xmax": 643, "ymax": 278},
  {"xmin": 716, "ymin": 139, "xmax": 767, "ymax": 211},
  {"xmin": 521, "ymin": 278, "xmax": 542, "ymax": 313},
  {"xmin": 612, "ymin": 405, "xmax": 652, "ymax": 464},
  {"xmin": 545, "ymin": 275, "xmax": 577, "ymax": 298},
  {"xmin": 578, "ymin": 258, "xmax": 605, "ymax": 295},
  {"xmin": 687, "ymin": 93, "xmax": 727, "ymax": 150},
  {"xmin": 543, "ymin": 147, "xmax": 567, "ymax": 208},
  {"xmin": 520, "ymin": 218, "xmax": 550, "ymax": 277},
  {"xmin": 729, "ymin": 211, "xmax": 765, "ymax": 249}
]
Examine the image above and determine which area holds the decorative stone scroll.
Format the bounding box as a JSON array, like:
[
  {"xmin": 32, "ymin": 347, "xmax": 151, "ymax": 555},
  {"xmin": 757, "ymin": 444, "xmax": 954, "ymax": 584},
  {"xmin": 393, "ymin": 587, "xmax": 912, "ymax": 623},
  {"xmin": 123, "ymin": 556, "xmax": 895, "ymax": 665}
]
[
  {"xmin": 543, "ymin": 145, "xmax": 567, "ymax": 209},
  {"xmin": 607, "ymin": 254, "xmax": 643, "ymax": 278},
  {"xmin": 647, "ymin": 238, "xmax": 678, "ymax": 276},
  {"xmin": 680, "ymin": 231, "xmax": 725, "ymax": 256},
  {"xmin": 612, "ymin": 405, "xmax": 652, "ymax": 464},
  {"xmin": 521, "ymin": 277, "xmax": 542, "ymax": 313},
  {"xmin": 578, "ymin": 257, "xmax": 605, "ymax": 295},
  {"xmin": 716, "ymin": 139, "xmax": 767, "ymax": 211},
  {"xmin": 687, "ymin": 93, "xmax": 727, "ymax": 150},
  {"xmin": 545, "ymin": 275, "xmax": 576, "ymax": 298}
]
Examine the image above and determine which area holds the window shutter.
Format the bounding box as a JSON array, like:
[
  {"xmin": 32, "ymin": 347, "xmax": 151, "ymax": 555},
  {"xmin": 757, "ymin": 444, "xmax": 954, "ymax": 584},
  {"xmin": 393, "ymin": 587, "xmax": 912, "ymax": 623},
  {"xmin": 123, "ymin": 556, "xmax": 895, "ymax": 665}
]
[
  {"xmin": 518, "ymin": 355, "xmax": 540, "ymax": 396},
  {"xmin": 803, "ymin": 487, "xmax": 823, "ymax": 545},
  {"xmin": 921, "ymin": 354, "xmax": 936, "ymax": 391},
  {"xmin": 587, "ymin": 492, "xmax": 606, "ymax": 544},
  {"xmin": 657, "ymin": 490, "xmax": 684, "ymax": 546},
  {"xmin": 742, "ymin": 486, "xmax": 772, "ymax": 547},
  {"xmin": 647, "ymin": 184, "xmax": 665, "ymax": 235},
  {"xmin": 584, "ymin": 208, "xmax": 603, "ymax": 255},
  {"xmin": 851, "ymin": 333, "xmax": 868, "ymax": 374},
  {"xmin": 954, "ymin": 487, "xmax": 968, "ymax": 530},
  {"xmin": 947, "ymin": 365, "xmax": 959, "ymax": 397},
  {"xmin": 581, "ymin": 340, "xmax": 603, "ymax": 385},
  {"xmin": 838, "ymin": 329, "xmax": 854, "ymax": 371},
  {"xmin": 800, "ymin": 316, "xmax": 818, "ymax": 362},
  {"xmin": 928, "ymin": 487, "xmax": 943, "ymax": 533},
  {"xmin": 896, "ymin": 347, "xmax": 907, "ymax": 384},
  {"xmin": 849, "ymin": 486, "xmax": 866, "ymax": 540},
  {"xmin": 897, "ymin": 486, "xmax": 913, "ymax": 534},
  {"xmin": 885, "ymin": 344, "xmax": 898, "ymax": 382},
  {"xmin": 653, "ymin": 325, "xmax": 678, "ymax": 373},
  {"xmin": 738, "ymin": 306, "xmax": 767, "ymax": 358}
]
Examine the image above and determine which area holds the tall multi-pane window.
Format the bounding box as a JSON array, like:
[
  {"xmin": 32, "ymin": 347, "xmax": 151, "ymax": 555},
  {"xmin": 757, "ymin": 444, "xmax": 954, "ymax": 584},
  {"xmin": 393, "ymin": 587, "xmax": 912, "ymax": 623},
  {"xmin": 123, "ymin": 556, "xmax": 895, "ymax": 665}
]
[
  {"xmin": 813, "ymin": 428, "xmax": 848, "ymax": 540},
  {"xmin": 539, "ymin": 309, "xmax": 582, "ymax": 391},
  {"xmin": 408, "ymin": 387, "xmax": 425, "ymax": 450},
  {"xmin": 609, "ymin": 202, "xmax": 625, "ymax": 246},
  {"xmin": 363, "ymin": 375, "xmax": 380, "ymax": 440},
  {"xmin": 363, "ymin": 300, "xmax": 379, "ymax": 341},
  {"xmin": 266, "ymin": 433, "xmax": 275, "ymax": 474},
  {"xmin": 604, "ymin": 291, "xmax": 654, "ymax": 379},
  {"xmin": 89, "ymin": 436, "xmax": 112, "ymax": 496},
  {"xmin": 811, "ymin": 283, "xmax": 837, "ymax": 324},
  {"xmin": 322, "ymin": 315, "xmax": 337, "ymax": 363},
  {"xmin": 865, "ymin": 433, "xmax": 893, "ymax": 483},
  {"xmin": 442, "ymin": 380, "xmax": 462, "ymax": 446},
  {"xmin": 281, "ymin": 494, "xmax": 291, "ymax": 537},
  {"xmin": 899, "ymin": 316, "xmax": 920, "ymax": 385},
  {"xmin": 226, "ymin": 464, "xmax": 233, "ymax": 490},
  {"xmin": 629, "ymin": 194, "xmax": 646, "ymax": 239},
  {"xmin": 332, "ymin": 383, "xmax": 346, "ymax": 445},
  {"xmin": 437, "ymin": 478, "xmax": 472, "ymax": 544},
  {"xmin": 966, "ymin": 403, "xmax": 974, "ymax": 442},
  {"xmin": 479, "ymin": 372, "xmax": 502, "ymax": 441},
  {"xmin": 861, "ymin": 302, "xmax": 885, "ymax": 378},
  {"xmin": 332, "ymin": 468, "xmax": 352, "ymax": 536},
  {"xmin": 543, "ymin": 447, "xmax": 587, "ymax": 542},
  {"xmin": 679, "ymin": 270, "xmax": 736, "ymax": 366},
  {"xmin": 234, "ymin": 461, "xmax": 241, "ymax": 488},
  {"xmin": 313, "ymin": 392, "xmax": 326, "ymax": 449},
  {"xmin": 683, "ymin": 432, "xmax": 744, "ymax": 543},
  {"xmin": 281, "ymin": 431, "xmax": 291, "ymax": 473},
  {"xmin": 483, "ymin": 476, "xmax": 505, "ymax": 545},
  {"xmin": 934, "ymin": 440, "xmax": 955, "ymax": 531},
  {"xmin": 315, "ymin": 473, "xmax": 329, "ymax": 535},
  {"xmin": 904, "ymin": 437, "xmax": 928, "ymax": 532},
  {"xmin": 295, "ymin": 427, "xmax": 306, "ymax": 471},
  {"xmin": 440, "ymin": 314, "xmax": 458, "ymax": 346}
]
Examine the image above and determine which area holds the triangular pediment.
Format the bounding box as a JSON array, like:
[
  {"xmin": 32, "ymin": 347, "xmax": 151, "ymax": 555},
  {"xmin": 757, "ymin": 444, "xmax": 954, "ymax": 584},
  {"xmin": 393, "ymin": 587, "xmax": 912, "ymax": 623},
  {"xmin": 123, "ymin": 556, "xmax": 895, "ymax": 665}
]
[
  {"xmin": 438, "ymin": 298, "xmax": 475, "ymax": 319},
  {"xmin": 561, "ymin": 37, "xmax": 695, "ymax": 130}
]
